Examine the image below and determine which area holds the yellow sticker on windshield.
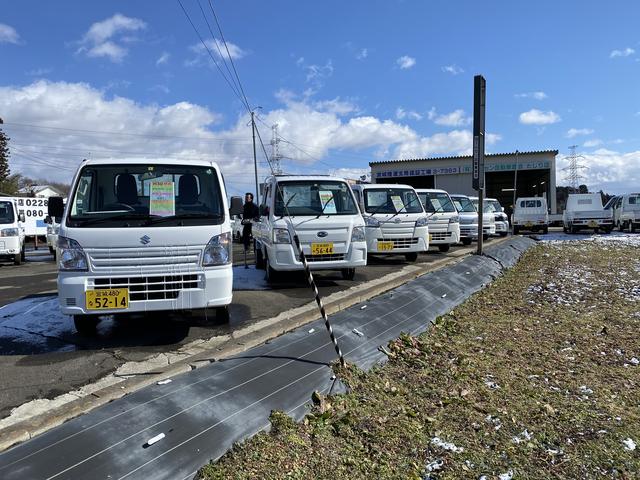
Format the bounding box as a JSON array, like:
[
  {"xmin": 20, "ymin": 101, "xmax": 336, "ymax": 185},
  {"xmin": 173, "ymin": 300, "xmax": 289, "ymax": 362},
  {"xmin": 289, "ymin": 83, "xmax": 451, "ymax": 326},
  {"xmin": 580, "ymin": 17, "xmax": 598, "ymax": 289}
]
[
  {"xmin": 149, "ymin": 181, "xmax": 175, "ymax": 217},
  {"xmin": 390, "ymin": 195, "xmax": 405, "ymax": 213}
]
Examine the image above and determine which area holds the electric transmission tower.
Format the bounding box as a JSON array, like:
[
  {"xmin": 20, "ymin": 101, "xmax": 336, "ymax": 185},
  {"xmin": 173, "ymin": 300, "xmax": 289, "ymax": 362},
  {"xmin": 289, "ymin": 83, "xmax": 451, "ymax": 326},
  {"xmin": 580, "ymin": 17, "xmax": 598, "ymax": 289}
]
[
  {"xmin": 270, "ymin": 123, "xmax": 283, "ymax": 175},
  {"xmin": 562, "ymin": 145, "xmax": 588, "ymax": 191}
]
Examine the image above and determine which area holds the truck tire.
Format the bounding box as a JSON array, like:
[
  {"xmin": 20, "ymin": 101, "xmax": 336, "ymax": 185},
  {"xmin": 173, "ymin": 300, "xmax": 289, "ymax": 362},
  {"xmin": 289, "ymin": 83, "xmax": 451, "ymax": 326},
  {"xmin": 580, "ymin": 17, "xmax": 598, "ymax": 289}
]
[
  {"xmin": 499, "ymin": 231, "xmax": 508, "ymax": 237},
  {"xmin": 255, "ymin": 246, "xmax": 265, "ymax": 269},
  {"xmin": 462, "ymin": 237, "xmax": 472, "ymax": 246},
  {"xmin": 74, "ymin": 315, "xmax": 99, "ymax": 335},
  {"xmin": 570, "ymin": 224, "xmax": 579, "ymax": 234},
  {"xmin": 438, "ymin": 244, "xmax": 451, "ymax": 253},
  {"xmin": 483, "ymin": 233, "xmax": 489, "ymax": 241},
  {"xmin": 618, "ymin": 221, "xmax": 624, "ymax": 232},
  {"xmin": 21, "ymin": 243, "xmax": 26, "ymax": 261},
  {"xmin": 513, "ymin": 226, "xmax": 519, "ymax": 235},
  {"xmin": 404, "ymin": 252, "xmax": 418, "ymax": 262},
  {"xmin": 341, "ymin": 268, "xmax": 356, "ymax": 280},
  {"xmin": 216, "ymin": 306, "xmax": 230, "ymax": 322},
  {"xmin": 13, "ymin": 253, "xmax": 21, "ymax": 265},
  {"xmin": 631, "ymin": 222, "xmax": 637, "ymax": 233},
  {"xmin": 265, "ymin": 255, "xmax": 279, "ymax": 283},
  {"xmin": 542, "ymin": 226, "xmax": 549, "ymax": 234}
]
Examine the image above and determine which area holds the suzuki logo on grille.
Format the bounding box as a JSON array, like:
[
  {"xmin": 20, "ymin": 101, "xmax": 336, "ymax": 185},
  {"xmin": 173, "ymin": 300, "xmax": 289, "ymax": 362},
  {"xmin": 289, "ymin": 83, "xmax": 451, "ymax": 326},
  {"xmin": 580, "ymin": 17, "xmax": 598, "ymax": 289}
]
[
  {"xmin": 139, "ymin": 235, "xmax": 151, "ymax": 245},
  {"xmin": 317, "ymin": 231, "xmax": 328, "ymax": 238}
]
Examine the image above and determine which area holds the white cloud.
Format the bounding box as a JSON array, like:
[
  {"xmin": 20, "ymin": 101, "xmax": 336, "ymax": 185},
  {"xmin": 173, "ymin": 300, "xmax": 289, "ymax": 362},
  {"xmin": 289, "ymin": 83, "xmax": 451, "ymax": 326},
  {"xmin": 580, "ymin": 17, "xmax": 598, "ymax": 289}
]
[
  {"xmin": 0, "ymin": 80, "xmax": 504, "ymax": 196},
  {"xmin": 428, "ymin": 108, "xmax": 471, "ymax": 127},
  {"xmin": 519, "ymin": 109, "xmax": 561, "ymax": 125},
  {"xmin": 25, "ymin": 67, "xmax": 52, "ymax": 77},
  {"xmin": 0, "ymin": 23, "xmax": 20, "ymax": 44},
  {"xmin": 441, "ymin": 64, "xmax": 464, "ymax": 75},
  {"xmin": 395, "ymin": 107, "xmax": 423, "ymax": 121},
  {"xmin": 583, "ymin": 139, "xmax": 603, "ymax": 148},
  {"xmin": 187, "ymin": 38, "xmax": 247, "ymax": 66},
  {"xmin": 610, "ymin": 47, "xmax": 635, "ymax": 58},
  {"xmin": 156, "ymin": 51, "xmax": 170, "ymax": 66},
  {"xmin": 514, "ymin": 91, "xmax": 547, "ymax": 100},
  {"xmin": 77, "ymin": 13, "xmax": 146, "ymax": 62},
  {"xmin": 356, "ymin": 48, "xmax": 368, "ymax": 60},
  {"xmin": 557, "ymin": 149, "xmax": 640, "ymax": 193},
  {"xmin": 566, "ymin": 128, "xmax": 594, "ymax": 138},
  {"xmin": 396, "ymin": 55, "xmax": 416, "ymax": 69}
]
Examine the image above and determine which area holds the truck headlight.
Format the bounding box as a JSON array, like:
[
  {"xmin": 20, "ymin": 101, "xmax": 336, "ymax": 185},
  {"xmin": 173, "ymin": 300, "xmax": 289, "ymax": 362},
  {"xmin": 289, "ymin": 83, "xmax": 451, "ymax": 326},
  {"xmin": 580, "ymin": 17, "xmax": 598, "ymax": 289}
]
[
  {"xmin": 364, "ymin": 216, "xmax": 380, "ymax": 227},
  {"xmin": 415, "ymin": 217, "xmax": 429, "ymax": 227},
  {"xmin": 351, "ymin": 226, "xmax": 366, "ymax": 242},
  {"xmin": 0, "ymin": 228, "xmax": 19, "ymax": 237},
  {"xmin": 202, "ymin": 232, "xmax": 232, "ymax": 266},
  {"xmin": 449, "ymin": 215, "xmax": 459, "ymax": 224},
  {"xmin": 58, "ymin": 236, "xmax": 88, "ymax": 271},
  {"xmin": 273, "ymin": 228, "xmax": 291, "ymax": 244}
]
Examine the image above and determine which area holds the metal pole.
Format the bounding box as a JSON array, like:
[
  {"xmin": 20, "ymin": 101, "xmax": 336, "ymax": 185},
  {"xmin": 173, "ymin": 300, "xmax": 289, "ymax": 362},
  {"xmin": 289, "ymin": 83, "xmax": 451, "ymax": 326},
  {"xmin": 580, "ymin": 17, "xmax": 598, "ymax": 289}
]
[
  {"xmin": 477, "ymin": 188, "xmax": 484, "ymax": 255},
  {"xmin": 512, "ymin": 149, "xmax": 519, "ymax": 227},
  {"xmin": 251, "ymin": 111, "xmax": 259, "ymax": 201}
]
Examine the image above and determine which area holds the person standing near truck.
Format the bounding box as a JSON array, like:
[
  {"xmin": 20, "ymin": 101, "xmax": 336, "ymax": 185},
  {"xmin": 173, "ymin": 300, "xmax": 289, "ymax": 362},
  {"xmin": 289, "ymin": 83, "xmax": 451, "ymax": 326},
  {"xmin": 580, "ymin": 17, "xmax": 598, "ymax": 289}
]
[{"xmin": 242, "ymin": 192, "xmax": 259, "ymax": 255}]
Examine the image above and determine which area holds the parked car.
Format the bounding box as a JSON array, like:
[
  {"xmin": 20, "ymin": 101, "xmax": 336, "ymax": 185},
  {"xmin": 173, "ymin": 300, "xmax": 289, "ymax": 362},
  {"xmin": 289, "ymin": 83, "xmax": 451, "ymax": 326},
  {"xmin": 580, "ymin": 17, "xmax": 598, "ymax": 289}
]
[
  {"xmin": 485, "ymin": 198, "xmax": 509, "ymax": 237},
  {"xmin": 48, "ymin": 158, "xmax": 242, "ymax": 333},
  {"xmin": 415, "ymin": 188, "xmax": 459, "ymax": 252},
  {"xmin": 450, "ymin": 194, "xmax": 478, "ymax": 245},
  {"xmin": 468, "ymin": 196, "xmax": 497, "ymax": 239},
  {"xmin": 512, "ymin": 197, "xmax": 549, "ymax": 234},
  {"xmin": 253, "ymin": 175, "xmax": 367, "ymax": 281},
  {"xmin": 607, "ymin": 193, "xmax": 640, "ymax": 232},
  {"xmin": 562, "ymin": 193, "xmax": 613, "ymax": 233},
  {"xmin": 0, "ymin": 196, "xmax": 26, "ymax": 265},
  {"xmin": 351, "ymin": 183, "xmax": 429, "ymax": 261}
]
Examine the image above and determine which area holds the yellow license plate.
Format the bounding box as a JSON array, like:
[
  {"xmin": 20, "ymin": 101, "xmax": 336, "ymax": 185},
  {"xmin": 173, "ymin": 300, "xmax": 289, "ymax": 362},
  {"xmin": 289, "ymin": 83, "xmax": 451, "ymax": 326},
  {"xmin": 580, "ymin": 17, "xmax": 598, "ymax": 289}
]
[
  {"xmin": 86, "ymin": 288, "xmax": 129, "ymax": 310},
  {"xmin": 525, "ymin": 222, "xmax": 533, "ymax": 227},
  {"xmin": 588, "ymin": 221, "xmax": 598, "ymax": 228},
  {"xmin": 429, "ymin": 234, "xmax": 432, "ymax": 241},
  {"xmin": 377, "ymin": 241, "xmax": 394, "ymax": 251},
  {"xmin": 311, "ymin": 242, "xmax": 334, "ymax": 255}
]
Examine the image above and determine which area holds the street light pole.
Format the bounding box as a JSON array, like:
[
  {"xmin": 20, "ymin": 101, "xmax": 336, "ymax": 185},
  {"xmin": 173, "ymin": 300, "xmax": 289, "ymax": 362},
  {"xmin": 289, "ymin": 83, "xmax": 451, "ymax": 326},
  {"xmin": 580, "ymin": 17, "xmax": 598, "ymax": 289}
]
[{"xmin": 251, "ymin": 111, "xmax": 259, "ymax": 201}]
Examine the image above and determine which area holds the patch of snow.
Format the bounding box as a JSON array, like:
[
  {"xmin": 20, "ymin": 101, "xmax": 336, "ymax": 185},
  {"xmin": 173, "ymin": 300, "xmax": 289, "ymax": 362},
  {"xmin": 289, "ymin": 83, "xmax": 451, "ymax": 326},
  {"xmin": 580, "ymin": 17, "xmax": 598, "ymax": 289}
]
[
  {"xmin": 499, "ymin": 470, "xmax": 514, "ymax": 480},
  {"xmin": 424, "ymin": 459, "xmax": 444, "ymax": 472},
  {"xmin": 431, "ymin": 436, "xmax": 464, "ymax": 453},
  {"xmin": 623, "ymin": 438, "xmax": 636, "ymax": 451}
]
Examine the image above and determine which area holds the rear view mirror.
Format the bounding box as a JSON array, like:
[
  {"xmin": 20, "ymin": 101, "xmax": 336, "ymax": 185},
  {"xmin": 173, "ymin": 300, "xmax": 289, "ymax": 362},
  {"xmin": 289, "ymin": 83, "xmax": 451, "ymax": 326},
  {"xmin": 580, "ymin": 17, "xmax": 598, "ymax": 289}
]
[
  {"xmin": 45, "ymin": 215, "xmax": 52, "ymax": 224},
  {"xmin": 229, "ymin": 196, "xmax": 243, "ymax": 216},
  {"xmin": 18, "ymin": 213, "xmax": 25, "ymax": 223},
  {"xmin": 260, "ymin": 205, "xmax": 269, "ymax": 216},
  {"xmin": 48, "ymin": 197, "xmax": 64, "ymax": 218}
]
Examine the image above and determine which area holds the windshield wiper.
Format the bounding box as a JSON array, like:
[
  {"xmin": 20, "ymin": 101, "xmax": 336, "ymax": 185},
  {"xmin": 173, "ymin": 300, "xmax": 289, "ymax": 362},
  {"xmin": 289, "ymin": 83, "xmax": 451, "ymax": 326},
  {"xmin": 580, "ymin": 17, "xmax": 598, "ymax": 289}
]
[
  {"xmin": 278, "ymin": 192, "xmax": 297, "ymax": 219},
  {"xmin": 316, "ymin": 193, "xmax": 335, "ymax": 219},
  {"xmin": 70, "ymin": 212, "xmax": 150, "ymax": 227},
  {"xmin": 145, "ymin": 213, "xmax": 222, "ymax": 225}
]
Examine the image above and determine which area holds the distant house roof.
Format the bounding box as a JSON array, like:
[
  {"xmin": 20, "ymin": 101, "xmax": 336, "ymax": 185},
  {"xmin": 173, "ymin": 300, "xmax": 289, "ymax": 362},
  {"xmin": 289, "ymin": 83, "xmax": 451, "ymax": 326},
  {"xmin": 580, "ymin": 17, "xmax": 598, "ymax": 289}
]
[
  {"xmin": 17, "ymin": 185, "xmax": 63, "ymax": 196},
  {"xmin": 369, "ymin": 149, "xmax": 559, "ymax": 166}
]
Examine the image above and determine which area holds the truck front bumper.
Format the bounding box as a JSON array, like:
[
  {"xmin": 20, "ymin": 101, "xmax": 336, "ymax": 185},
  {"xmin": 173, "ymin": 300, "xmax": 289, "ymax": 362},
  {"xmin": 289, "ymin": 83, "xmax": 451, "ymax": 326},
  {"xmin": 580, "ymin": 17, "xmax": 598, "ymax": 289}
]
[{"xmin": 267, "ymin": 241, "xmax": 367, "ymax": 271}]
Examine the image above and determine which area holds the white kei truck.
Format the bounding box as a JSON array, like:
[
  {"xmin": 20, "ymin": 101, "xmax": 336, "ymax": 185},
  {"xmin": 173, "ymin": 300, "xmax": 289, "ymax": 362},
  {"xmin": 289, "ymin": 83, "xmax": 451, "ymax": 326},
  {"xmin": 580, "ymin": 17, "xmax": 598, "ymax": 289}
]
[
  {"xmin": 469, "ymin": 196, "xmax": 497, "ymax": 239},
  {"xmin": 415, "ymin": 189, "xmax": 459, "ymax": 252},
  {"xmin": 0, "ymin": 197, "xmax": 26, "ymax": 265},
  {"xmin": 562, "ymin": 193, "xmax": 613, "ymax": 234},
  {"xmin": 351, "ymin": 183, "xmax": 430, "ymax": 260},
  {"xmin": 512, "ymin": 197, "xmax": 549, "ymax": 234},
  {"xmin": 485, "ymin": 198, "xmax": 509, "ymax": 237},
  {"xmin": 450, "ymin": 194, "xmax": 479, "ymax": 245},
  {"xmin": 48, "ymin": 159, "xmax": 242, "ymax": 334},
  {"xmin": 253, "ymin": 175, "xmax": 367, "ymax": 282},
  {"xmin": 608, "ymin": 193, "xmax": 640, "ymax": 232}
]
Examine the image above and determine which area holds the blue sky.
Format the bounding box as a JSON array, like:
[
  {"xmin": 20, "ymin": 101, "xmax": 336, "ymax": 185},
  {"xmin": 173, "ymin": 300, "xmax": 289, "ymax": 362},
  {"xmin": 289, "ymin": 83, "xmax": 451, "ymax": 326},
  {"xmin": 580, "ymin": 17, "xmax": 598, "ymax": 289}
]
[{"xmin": 1, "ymin": 0, "xmax": 639, "ymax": 195}]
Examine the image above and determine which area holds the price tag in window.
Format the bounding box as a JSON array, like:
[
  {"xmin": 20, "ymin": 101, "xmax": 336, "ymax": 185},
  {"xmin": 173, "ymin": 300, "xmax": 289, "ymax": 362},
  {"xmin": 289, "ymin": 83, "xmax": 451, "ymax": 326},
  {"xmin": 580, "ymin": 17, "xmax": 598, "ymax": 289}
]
[
  {"xmin": 150, "ymin": 181, "xmax": 175, "ymax": 217},
  {"xmin": 390, "ymin": 195, "xmax": 405, "ymax": 212}
]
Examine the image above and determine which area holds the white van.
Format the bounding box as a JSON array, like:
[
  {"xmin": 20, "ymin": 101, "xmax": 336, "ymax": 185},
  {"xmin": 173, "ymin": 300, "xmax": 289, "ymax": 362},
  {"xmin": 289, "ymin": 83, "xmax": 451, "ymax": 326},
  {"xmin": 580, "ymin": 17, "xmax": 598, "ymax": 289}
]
[
  {"xmin": 450, "ymin": 194, "xmax": 478, "ymax": 245},
  {"xmin": 0, "ymin": 197, "xmax": 26, "ymax": 265},
  {"xmin": 609, "ymin": 194, "xmax": 640, "ymax": 232},
  {"xmin": 253, "ymin": 175, "xmax": 367, "ymax": 281},
  {"xmin": 351, "ymin": 184, "xmax": 429, "ymax": 261},
  {"xmin": 562, "ymin": 193, "xmax": 612, "ymax": 233},
  {"xmin": 485, "ymin": 198, "xmax": 509, "ymax": 237},
  {"xmin": 49, "ymin": 159, "xmax": 241, "ymax": 334},
  {"xmin": 468, "ymin": 196, "xmax": 497, "ymax": 239},
  {"xmin": 415, "ymin": 189, "xmax": 459, "ymax": 252},
  {"xmin": 512, "ymin": 197, "xmax": 549, "ymax": 234}
]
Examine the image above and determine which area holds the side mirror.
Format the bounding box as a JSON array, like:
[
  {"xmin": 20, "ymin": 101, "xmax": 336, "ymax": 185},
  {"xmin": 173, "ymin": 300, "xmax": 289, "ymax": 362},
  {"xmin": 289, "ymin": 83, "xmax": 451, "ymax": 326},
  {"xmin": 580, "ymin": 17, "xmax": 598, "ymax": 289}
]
[
  {"xmin": 48, "ymin": 196, "xmax": 64, "ymax": 218},
  {"xmin": 18, "ymin": 213, "xmax": 26, "ymax": 223},
  {"xmin": 229, "ymin": 196, "xmax": 243, "ymax": 216},
  {"xmin": 260, "ymin": 205, "xmax": 269, "ymax": 216},
  {"xmin": 501, "ymin": 207, "xmax": 505, "ymax": 212},
  {"xmin": 45, "ymin": 215, "xmax": 52, "ymax": 224}
]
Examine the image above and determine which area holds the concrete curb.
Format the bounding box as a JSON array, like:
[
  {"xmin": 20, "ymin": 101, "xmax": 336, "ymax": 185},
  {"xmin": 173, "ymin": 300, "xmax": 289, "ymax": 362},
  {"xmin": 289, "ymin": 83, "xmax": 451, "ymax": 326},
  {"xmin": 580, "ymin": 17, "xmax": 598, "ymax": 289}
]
[{"xmin": 0, "ymin": 238, "xmax": 513, "ymax": 452}]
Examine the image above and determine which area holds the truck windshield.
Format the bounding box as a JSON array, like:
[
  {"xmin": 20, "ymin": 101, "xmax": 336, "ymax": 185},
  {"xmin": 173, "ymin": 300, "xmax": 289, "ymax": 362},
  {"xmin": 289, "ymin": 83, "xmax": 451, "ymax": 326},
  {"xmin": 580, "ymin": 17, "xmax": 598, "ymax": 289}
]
[
  {"xmin": 451, "ymin": 197, "xmax": 475, "ymax": 213},
  {"xmin": 0, "ymin": 201, "xmax": 15, "ymax": 224},
  {"xmin": 487, "ymin": 200, "xmax": 503, "ymax": 212},
  {"xmin": 364, "ymin": 188, "xmax": 423, "ymax": 214},
  {"xmin": 418, "ymin": 192, "xmax": 455, "ymax": 213},
  {"xmin": 472, "ymin": 199, "xmax": 496, "ymax": 213},
  {"xmin": 68, "ymin": 164, "xmax": 224, "ymax": 228},
  {"xmin": 274, "ymin": 180, "xmax": 358, "ymax": 216}
]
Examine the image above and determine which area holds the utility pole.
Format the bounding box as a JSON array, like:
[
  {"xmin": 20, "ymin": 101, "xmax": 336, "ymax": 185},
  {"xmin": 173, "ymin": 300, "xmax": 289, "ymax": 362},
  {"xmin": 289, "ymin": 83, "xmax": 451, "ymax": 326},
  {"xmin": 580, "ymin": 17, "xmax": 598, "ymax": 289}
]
[
  {"xmin": 270, "ymin": 123, "xmax": 283, "ymax": 175},
  {"xmin": 472, "ymin": 75, "xmax": 486, "ymax": 255},
  {"xmin": 251, "ymin": 111, "xmax": 259, "ymax": 200},
  {"xmin": 562, "ymin": 145, "xmax": 588, "ymax": 192},
  {"xmin": 512, "ymin": 149, "xmax": 519, "ymax": 225}
]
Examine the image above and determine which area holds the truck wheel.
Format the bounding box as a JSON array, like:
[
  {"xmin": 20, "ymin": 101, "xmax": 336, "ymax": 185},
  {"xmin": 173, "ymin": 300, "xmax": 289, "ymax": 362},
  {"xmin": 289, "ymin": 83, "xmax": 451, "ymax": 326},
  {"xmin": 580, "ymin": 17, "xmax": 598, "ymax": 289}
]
[
  {"xmin": 604, "ymin": 227, "xmax": 612, "ymax": 234},
  {"xmin": 73, "ymin": 315, "xmax": 99, "ymax": 335},
  {"xmin": 631, "ymin": 222, "xmax": 637, "ymax": 233},
  {"xmin": 265, "ymin": 256, "xmax": 279, "ymax": 283},
  {"xmin": 483, "ymin": 234, "xmax": 489, "ymax": 241},
  {"xmin": 13, "ymin": 253, "xmax": 21, "ymax": 265},
  {"xmin": 438, "ymin": 244, "xmax": 451, "ymax": 253},
  {"xmin": 462, "ymin": 238, "xmax": 472, "ymax": 246},
  {"xmin": 341, "ymin": 268, "xmax": 356, "ymax": 280},
  {"xmin": 404, "ymin": 252, "xmax": 418, "ymax": 262},
  {"xmin": 513, "ymin": 226, "xmax": 519, "ymax": 235},
  {"xmin": 570, "ymin": 225, "xmax": 579, "ymax": 234},
  {"xmin": 499, "ymin": 231, "xmax": 508, "ymax": 237},
  {"xmin": 216, "ymin": 306, "xmax": 230, "ymax": 322},
  {"xmin": 255, "ymin": 247, "xmax": 265, "ymax": 269},
  {"xmin": 618, "ymin": 221, "xmax": 624, "ymax": 232},
  {"xmin": 543, "ymin": 226, "xmax": 549, "ymax": 235},
  {"xmin": 21, "ymin": 243, "xmax": 26, "ymax": 261}
]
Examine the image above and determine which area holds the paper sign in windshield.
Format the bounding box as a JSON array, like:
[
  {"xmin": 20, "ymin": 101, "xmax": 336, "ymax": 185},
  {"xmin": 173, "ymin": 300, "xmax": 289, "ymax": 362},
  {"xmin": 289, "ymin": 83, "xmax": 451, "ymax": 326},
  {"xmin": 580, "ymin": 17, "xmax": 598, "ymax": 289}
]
[
  {"xmin": 319, "ymin": 191, "xmax": 337, "ymax": 214},
  {"xmin": 390, "ymin": 195, "xmax": 405, "ymax": 212},
  {"xmin": 150, "ymin": 181, "xmax": 175, "ymax": 217}
]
